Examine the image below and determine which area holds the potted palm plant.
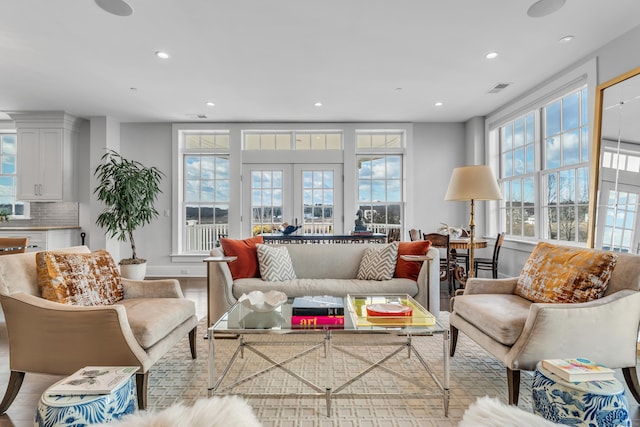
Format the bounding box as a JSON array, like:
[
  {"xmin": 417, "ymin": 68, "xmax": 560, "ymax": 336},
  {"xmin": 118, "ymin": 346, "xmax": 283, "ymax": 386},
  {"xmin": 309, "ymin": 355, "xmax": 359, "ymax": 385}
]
[{"xmin": 94, "ymin": 150, "xmax": 164, "ymax": 279}]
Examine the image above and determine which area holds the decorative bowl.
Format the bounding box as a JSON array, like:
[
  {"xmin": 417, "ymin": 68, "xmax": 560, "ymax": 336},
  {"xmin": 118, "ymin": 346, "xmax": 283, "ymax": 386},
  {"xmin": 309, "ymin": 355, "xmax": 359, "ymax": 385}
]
[{"xmin": 238, "ymin": 290, "xmax": 287, "ymax": 312}]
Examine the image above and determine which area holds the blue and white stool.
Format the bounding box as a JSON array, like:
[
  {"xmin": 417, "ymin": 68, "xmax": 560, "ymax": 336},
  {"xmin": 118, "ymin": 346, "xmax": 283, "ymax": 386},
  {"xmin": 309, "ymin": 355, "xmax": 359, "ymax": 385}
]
[
  {"xmin": 532, "ymin": 362, "xmax": 631, "ymax": 427},
  {"xmin": 35, "ymin": 375, "xmax": 136, "ymax": 426}
]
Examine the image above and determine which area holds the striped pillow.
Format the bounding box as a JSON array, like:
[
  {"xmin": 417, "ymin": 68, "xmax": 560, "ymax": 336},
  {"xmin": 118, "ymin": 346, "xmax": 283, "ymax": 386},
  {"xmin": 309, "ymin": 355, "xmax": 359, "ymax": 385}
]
[
  {"xmin": 357, "ymin": 242, "xmax": 399, "ymax": 281},
  {"xmin": 256, "ymin": 244, "xmax": 296, "ymax": 281}
]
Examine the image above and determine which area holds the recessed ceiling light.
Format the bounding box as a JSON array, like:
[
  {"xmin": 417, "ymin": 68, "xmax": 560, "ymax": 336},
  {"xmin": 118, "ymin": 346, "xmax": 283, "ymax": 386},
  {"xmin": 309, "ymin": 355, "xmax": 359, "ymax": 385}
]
[
  {"xmin": 527, "ymin": 0, "xmax": 566, "ymax": 18},
  {"xmin": 129, "ymin": 87, "xmax": 137, "ymax": 92},
  {"xmin": 394, "ymin": 87, "xmax": 403, "ymax": 92},
  {"xmin": 314, "ymin": 102, "xmax": 323, "ymax": 107},
  {"xmin": 559, "ymin": 35, "xmax": 574, "ymax": 43},
  {"xmin": 95, "ymin": 0, "xmax": 133, "ymax": 17},
  {"xmin": 206, "ymin": 101, "xmax": 215, "ymax": 107},
  {"xmin": 485, "ymin": 52, "xmax": 499, "ymax": 60},
  {"xmin": 435, "ymin": 102, "xmax": 444, "ymax": 107},
  {"xmin": 155, "ymin": 51, "xmax": 170, "ymax": 59}
]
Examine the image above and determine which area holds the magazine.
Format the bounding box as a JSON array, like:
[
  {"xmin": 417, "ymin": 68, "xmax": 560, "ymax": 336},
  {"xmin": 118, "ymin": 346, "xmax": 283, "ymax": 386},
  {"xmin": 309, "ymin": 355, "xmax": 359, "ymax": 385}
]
[
  {"xmin": 47, "ymin": 366, "xmax": 139, "ymax": 395},
  {"xmin": 541, "ymin": 358, "xmax": 615, "ymax": 382}
]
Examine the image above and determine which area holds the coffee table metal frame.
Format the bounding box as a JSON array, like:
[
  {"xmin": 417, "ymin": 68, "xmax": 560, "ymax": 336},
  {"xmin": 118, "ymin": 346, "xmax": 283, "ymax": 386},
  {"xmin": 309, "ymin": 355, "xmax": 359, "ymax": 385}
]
[{"xmin": 207, "ymin": 294, "xmax": 450, "ymax": 417}]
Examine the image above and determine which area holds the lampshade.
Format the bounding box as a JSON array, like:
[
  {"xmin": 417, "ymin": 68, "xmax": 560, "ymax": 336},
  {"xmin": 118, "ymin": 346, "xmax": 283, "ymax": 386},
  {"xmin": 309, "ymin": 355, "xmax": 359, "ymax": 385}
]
[{"xmin": 445, "ymin": 165, "xmax": 503, "ymax": 201}]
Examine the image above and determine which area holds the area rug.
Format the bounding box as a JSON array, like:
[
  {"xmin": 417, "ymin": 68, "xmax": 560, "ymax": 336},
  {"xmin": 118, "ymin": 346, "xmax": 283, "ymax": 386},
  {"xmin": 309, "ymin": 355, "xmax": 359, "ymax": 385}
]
[{"xmin": 146, "ymin": 313, "xmax": 538, "ymax": 426}]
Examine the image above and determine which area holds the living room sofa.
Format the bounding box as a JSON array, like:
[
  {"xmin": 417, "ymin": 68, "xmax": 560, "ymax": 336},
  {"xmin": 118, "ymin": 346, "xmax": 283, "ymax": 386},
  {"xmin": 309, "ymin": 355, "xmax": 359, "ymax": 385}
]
[
  {"xmin": 0, "ymin": 246, "xmax": 198, "ymax": 412},
  {"xmin": 207, "ymin": 243, "xmax": 440, "ymax": 325},
  {"xmin": 449, "ymin": 242, "xmax": 640, "ymax": 405}
]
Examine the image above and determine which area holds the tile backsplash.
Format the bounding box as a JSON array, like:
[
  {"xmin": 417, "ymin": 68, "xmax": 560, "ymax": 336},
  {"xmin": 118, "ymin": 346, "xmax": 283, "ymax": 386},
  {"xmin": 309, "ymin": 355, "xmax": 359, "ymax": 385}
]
[{"xmin": 7, "ymin": 202, "xmax": 79, "ymax": 227}]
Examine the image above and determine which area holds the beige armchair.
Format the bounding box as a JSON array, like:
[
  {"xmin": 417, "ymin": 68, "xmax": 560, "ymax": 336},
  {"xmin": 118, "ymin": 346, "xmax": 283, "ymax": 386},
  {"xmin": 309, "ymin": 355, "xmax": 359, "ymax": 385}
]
[
  {"xmin": 0, "ymin": 246, "xmax": 198, "ymax": 413},
  {"xmin": 449, "ymin": 248, "xmax": 640, "ymax": 405}
]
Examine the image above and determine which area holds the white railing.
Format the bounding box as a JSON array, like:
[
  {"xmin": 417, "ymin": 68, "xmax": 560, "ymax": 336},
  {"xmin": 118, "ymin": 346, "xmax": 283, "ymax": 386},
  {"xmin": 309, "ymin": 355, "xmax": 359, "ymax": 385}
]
[{"xmin": 185, "ymin": 224, "xmax": 229, "ymax": 252}]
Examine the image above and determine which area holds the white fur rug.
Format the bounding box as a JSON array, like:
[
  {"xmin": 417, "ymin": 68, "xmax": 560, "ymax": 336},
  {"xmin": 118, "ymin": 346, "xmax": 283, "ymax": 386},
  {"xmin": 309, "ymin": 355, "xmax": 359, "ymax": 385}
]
[
  {"xmin": 96, "ymin": 396, "xmax": 262, "ymax": 427},
  {"xmin": 459, "ymin": 396, "xmax": 560, "ymax": 427}
]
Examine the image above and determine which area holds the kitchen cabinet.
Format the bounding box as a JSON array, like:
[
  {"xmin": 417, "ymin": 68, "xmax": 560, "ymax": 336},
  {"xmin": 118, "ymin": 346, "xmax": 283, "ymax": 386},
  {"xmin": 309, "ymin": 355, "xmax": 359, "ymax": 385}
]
[
  {"xmin": 0, "ymin": 228, "xmax": 81, "ymax": 252},
  {"xmin": 11, "ymin": 112, "xmax": 81, "ymax": 202}
]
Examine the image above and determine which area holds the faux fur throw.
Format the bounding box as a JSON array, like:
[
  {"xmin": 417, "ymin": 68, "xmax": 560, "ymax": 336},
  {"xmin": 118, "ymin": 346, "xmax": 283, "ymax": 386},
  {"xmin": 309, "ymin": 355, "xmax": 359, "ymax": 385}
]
[
  {"xmin": 459, "ymin": 396, "xmax": 560, "ymax": 427},
  {"xmin": 97, "ymin": 396, "xmax": 262, "ymax": 427}
]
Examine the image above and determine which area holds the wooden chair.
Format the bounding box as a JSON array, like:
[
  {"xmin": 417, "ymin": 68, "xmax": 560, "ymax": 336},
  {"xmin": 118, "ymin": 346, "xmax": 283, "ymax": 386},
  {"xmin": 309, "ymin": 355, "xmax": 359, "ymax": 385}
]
[
  {"xmin": 474, "ymin": 232, "xmax": 505, "ymax": 278},
  {"xmin": 387, "ymin": 228, "xmax": 401, "ymax": 243},
  {"xmin": 0, "ymin": 237, "xmax": 28, "ymax": 255},
  {"xmin": 408, "ymin": 229, "xmax": 422, "ymax": 241},
  {"xmin": 423, "ymin": 232, "xmax": 455, "ymax": 293}
]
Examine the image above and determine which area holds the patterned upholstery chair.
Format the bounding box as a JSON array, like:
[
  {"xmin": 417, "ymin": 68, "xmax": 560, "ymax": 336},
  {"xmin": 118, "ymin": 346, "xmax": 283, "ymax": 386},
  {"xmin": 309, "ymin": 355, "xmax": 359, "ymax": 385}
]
[
  {"xmin": 449, "ymin": 242, "xmax": 640, "ymax": 405},
  {"xmin": 0, "ymin": 246, "xmax": 198, "ymax": 413}
]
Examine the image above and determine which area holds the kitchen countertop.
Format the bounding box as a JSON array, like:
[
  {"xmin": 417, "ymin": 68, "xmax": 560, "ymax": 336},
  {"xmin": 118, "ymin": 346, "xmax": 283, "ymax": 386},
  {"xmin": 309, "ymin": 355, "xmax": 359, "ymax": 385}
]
[{"xmin": 0, "ymin": 226, "xmax": 81, "ymax": 231}]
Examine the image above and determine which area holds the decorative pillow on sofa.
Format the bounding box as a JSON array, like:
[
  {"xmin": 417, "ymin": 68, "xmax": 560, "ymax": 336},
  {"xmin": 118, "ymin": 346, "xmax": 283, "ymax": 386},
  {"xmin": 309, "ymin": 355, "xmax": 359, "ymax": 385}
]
[
  {"xmin": 395, "ymin": 240, "xmax": 432, "ymax": 281},
  {"xmin": 36, "ymin": 250, "xmax": 123, "ymax": 306},
  {"xmin": 514, "ymin": 242, "xmax": 618, "ymax": 303},
  {"xmin": 357, "ymin": 242, "xmax": 399, "ymax": 281},
  {"xmin": 220, "ymin": 236, "xmax": 264, "ymax": 280},
  {"xmin": 256, "ymin": 244, "xmax": 296, "ymax": 281}
]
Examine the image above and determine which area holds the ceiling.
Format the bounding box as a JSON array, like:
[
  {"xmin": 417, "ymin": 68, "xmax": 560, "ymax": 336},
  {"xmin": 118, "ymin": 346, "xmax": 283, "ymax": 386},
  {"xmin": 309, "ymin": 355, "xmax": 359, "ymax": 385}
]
[{"xmin": 1, "ymin": 0, "xmax": 640, "ymax": 124}]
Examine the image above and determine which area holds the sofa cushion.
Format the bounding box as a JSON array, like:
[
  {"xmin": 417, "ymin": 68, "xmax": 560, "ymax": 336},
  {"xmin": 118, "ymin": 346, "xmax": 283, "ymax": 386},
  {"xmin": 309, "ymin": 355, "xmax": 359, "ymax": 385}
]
[
  {"xmin": 256, "ymin": 244, "xmax": 296, "ymax": 281},
  {"xmin": 220, "ymin": 236, "xmax": 264, "ymax": 280},
  {"xmin": 454, "ymin": 294, "xmax": 532, "ymax": 346},
  {"xmin": 118, "ymin": 298, "xmax": 196, "ymax": 349},
  {"xmin": 395, "ymin": 240, "xmax": 432, "ymax": 281},
  {"xmin": 36, "ymin": 250, "xmax": 123, "ymax": 306},
  {"xmin": 357, "ymin": 242, "xmax": 399, "ymax": 280},
  {"xmin": 515, "ymin": 242, "xmax": 618, "ymax": 303},
  {"xmin": 233, "ymin": 277, "xmax": 418, "ymax": 300}
]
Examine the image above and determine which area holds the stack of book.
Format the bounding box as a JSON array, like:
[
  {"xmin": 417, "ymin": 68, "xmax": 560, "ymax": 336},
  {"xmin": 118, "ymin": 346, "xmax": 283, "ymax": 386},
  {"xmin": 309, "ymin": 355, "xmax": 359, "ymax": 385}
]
[
  {"xmin": 541, "ymin": 358, "xmax": 615, "ymax": 382},
  {"xmin": 47, "ymin": 366, "xmax": 139, "ymax": 395},
  {"xmin": 291, "ymin": 296, "xmax": 344, "ymax": 329}
]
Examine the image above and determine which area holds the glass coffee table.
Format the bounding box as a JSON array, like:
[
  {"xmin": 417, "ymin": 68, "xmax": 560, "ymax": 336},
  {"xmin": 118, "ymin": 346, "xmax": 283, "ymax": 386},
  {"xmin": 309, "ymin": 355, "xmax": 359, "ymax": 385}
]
[{"xmin": 208, "ymin": 294, "xmax": 449, "ymax": 417}]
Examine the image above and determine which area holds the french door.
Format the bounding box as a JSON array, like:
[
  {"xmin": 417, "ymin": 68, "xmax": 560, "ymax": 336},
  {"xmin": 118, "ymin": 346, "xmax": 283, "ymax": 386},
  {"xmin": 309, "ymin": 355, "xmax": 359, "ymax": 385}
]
[{"xmin": 243, "ymin": 164, "xmax": 343, "ymax": 237}]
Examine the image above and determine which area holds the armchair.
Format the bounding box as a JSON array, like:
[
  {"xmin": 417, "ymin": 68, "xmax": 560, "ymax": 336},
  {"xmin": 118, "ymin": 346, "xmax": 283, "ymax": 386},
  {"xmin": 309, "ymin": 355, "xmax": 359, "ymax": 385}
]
[
  {"xmin": 449, "ymin": 245, "xmax": 640, "ymax": 405},
  {"xmin": 0, "ymin": 246, "xmax": 198, "ymax": 413}
]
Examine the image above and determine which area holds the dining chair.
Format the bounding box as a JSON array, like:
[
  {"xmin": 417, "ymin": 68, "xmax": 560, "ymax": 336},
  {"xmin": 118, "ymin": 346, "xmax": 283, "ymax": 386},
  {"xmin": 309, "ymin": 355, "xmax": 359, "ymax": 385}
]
[
  {"xmin": 408, "ymin": 229, "xmax": 422, "ymax": 241},
  {"xmin": 474, "ymin": 232, "xmax": 505, "ymax": 278},
  {"xmin": 0, "ymin": 237, "xmax": 29, "ymax": 255},
  {"xmin": 423, "ymin": 232, "xmax": 455, "ymax": 293},
  {"xmin": 387, "ymin": 228, "xmax": 401, "ymax": 243}
]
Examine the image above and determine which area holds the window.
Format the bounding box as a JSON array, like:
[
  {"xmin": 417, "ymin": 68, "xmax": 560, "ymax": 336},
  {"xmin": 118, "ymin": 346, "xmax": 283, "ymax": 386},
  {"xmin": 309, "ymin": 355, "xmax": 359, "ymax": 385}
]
[
  {"xmin": 251, "ymin": 169, "xmax": 283, "ymax": 235},
  {"xmin": 181, "ymin": 132, "xmax": 230, "ymax": 253},
  {"xmin": 356, "ymin": 130, "xmax": 404, "ymax": 234},
  {"xmin": 0, "ymin": 132, "xmax": 25, "ymax": 217},
  {"xmin": 244, "ymin": 131, "xmax": 342, "ymax": 150},
  {"xmin": 496, "ymin": 87, "xmax": 589, "ymax": 244}
]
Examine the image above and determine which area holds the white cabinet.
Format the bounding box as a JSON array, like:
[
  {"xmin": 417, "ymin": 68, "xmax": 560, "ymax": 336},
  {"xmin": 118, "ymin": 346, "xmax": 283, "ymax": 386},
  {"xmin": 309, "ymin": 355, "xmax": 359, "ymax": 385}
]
[
  {"xmin": 0, "ymin": 228, "xmax": 80, "ymax": 252},
  {"xmin": 11, "ymin": 112, "xmax": 81, "ymax": 202}
]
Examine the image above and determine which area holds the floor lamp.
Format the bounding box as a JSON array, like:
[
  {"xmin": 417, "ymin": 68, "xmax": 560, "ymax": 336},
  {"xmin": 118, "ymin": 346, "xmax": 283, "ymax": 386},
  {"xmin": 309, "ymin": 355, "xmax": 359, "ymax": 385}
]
[{"xmin": 444, "ymin": 165, "xmax": 502, "ymax": 279}]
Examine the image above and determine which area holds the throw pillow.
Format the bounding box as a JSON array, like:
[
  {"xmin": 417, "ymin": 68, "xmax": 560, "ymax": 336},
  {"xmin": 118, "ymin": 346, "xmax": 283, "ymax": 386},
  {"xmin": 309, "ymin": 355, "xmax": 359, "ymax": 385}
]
[
  {"xmin": 357, "ymin": 242, "xmax": 399, "ymax": 281},
  {"xmin": 395, "ymin": 240, "xmax": 433, "ymax": 281},
  {"xmin": 36, "ymin": 250, "xmax": 123, "ymax": 306},
  {"xmin": 220, "ymin": 236, "xmax": 264, "ymax": 280},
  {"xmin": 256, "ymin": 244, "xmax": 296, "ymax": 281},
  {"xmin": 514, "ymin": 242, "xmax": 618, "ymax": 303}
]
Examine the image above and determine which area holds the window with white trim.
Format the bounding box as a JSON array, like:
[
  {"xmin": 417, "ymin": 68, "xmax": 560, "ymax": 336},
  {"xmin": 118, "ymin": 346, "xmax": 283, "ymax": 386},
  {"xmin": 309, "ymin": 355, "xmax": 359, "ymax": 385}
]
[
  {"xmin": 0, "ymin": 132, "xmax": 26, "ymax": 218},
  {"xmin": 356, "ymin": 131, "xmax": 404, "ymax": 234},
  {"xmin": 181, "ymin": 132, "xmax": 230, "ymax": 253},
  {"xmin": 496, "ymin": 87, "xmax": 589, "ymax": 243}
]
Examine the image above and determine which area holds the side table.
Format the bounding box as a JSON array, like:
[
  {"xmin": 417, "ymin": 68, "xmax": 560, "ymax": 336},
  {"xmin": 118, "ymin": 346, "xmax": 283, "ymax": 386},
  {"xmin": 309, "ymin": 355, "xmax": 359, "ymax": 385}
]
[
  {"xmin": 399, "ymin": 254, "xmax": 433, "ymax": 314},
  {"xmin": 35, "ymin": 376, "xmax": 136, "ymax": 426},
  {"xmin": 532, "ymin": 362, "xmax": 631, "ymax": 426},
  {"xmin": 203, "ymin": 256, "xmax": 237, "ymax": 328}
]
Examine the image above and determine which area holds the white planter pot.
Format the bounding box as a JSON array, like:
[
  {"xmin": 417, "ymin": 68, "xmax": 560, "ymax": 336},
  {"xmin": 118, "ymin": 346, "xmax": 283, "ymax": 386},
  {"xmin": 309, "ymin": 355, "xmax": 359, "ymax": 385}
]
[{"xmin": 120, "ymin": 262, "xmax": 147, "ymax": 280}]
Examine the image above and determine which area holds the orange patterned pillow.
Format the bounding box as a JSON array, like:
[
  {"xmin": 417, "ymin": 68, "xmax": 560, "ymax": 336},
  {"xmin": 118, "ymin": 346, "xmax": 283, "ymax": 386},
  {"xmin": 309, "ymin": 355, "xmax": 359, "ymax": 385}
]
[
  {"xmin": 37, "ymin": 250, "xmax": 123, "ymax": 305},
  {"xmin": 515, "ymin": 242, "xmax": 618, "ymax": 303}
]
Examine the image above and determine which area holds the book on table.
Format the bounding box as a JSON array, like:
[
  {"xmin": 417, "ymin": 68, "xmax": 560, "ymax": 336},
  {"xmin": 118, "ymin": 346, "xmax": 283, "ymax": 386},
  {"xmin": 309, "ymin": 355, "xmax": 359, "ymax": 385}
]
[
  {"xmin": 47, "ymin": 366, "xmax": 139, "ymax": 395},
  {"xmin": 541, "ymin": 358, "xmax": 615, "ymax": 382},
  {"xmin": 291, "ymin": 296, "xmax": 344, "ymax": 316},
  {"xmin": 291, "ymin": 314, "xmax": 345, "ymax": 329}
]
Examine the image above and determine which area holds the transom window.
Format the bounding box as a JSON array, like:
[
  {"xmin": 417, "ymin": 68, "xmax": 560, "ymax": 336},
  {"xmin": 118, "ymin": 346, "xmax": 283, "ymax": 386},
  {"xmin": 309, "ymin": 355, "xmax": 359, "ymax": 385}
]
[{"xmin": 244, "ymin": 131, "xmax": 342, "ymax": 150}]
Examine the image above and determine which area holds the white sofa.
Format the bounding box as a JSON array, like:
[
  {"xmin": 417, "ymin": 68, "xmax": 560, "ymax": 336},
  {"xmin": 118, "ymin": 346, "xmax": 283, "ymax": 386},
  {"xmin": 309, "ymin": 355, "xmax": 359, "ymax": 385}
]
[{"xmin": 207, "ymin": 243, "xmax": 440, "ymax": 325}]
